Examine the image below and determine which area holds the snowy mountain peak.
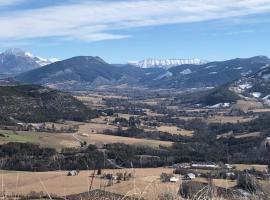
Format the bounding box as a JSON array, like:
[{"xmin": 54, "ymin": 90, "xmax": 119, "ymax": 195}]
[
  {"xmin": 129, "ymin": 58, "xmax": 208, "ymax": 69},
  {"xmin": 3, "ymin": 48, "xmax": 27, "ymax": 56},
  {"xmin": 0, "ymin": 48, "xmax": 60, "ymax": 77},
  {"xmin": 1, "ymin": 48, "xmax": 59, "ymax": 67}
]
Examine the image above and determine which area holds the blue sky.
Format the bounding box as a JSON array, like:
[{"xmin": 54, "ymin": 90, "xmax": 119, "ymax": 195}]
[{"xmin": 0, "ymin": 0, "xmax": 270, "ymax": 63}]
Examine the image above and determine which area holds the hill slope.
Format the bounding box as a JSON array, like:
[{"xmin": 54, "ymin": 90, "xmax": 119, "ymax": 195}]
[
  {"xmin": 230, "ymin": 63, "xmax": 270, "ymax": 104},
  {"xmin": 15, "ymin": 56, "xmax": 127, "ymax": 90},
  {"xmin": 0, "ymin": 85, "xmax": 95, "ymax": 124},
  {"xmin": 175, "ymin": 86, "xmax": 240, "ymax": 107}
]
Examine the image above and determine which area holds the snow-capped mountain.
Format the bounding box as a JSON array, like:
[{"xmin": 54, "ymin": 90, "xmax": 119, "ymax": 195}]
[
  {"xmin": 0, "ymin": 48, "xmax": 59, "ymax": 78},
  {"xmin": 129, "ymin": 58, "xmax": 208, "ymax": 69}
]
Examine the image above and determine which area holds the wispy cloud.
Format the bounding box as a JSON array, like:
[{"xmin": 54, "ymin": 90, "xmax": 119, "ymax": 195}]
[
  {"xmin": 0, "ymin": 0, "xmax": 25, "ymax": 6},
  {"xmin": 1, "ymin": 0, "xmax": 270, "ymax": 42}
]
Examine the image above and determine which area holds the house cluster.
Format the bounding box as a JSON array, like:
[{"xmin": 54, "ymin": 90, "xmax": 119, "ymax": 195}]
[
  {"xmin": 17, "ymin": 123, "xmax": 46, "ymax": 131},
  {"xmin": 160, "ymin": 172, "xmax": 196, "ymax": 183},
  {"xmin": 170, "ymin": 162, "xmax": 237, "ymax": 181},
  {"xmin": 14, "ymin": 122, "xmax": 78, "ymax": 133},
  {"xmin": 101, "ymin": 172, "xmax": 133, "ymax": 182},
  {"xmin": 170, "ymin": 162, "xmax": 270, "ymax": 181},
  {"xmin": 172, "ymin": 162, "xmax": 223, "ymax": 170}
]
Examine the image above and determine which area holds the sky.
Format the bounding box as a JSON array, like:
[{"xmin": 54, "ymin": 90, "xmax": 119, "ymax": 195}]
[{"xmin": 0, "ymin": 0, "xmax": 270, "ymax": 63}]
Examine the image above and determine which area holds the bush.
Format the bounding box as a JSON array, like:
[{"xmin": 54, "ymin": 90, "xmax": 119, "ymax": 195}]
[
  {"xmin": 237, "ymin": 172, "xmax": 262, "ymax": 193},
  {"xmin": 160, "ymin": 173, "xmax": 173, "ymax": 183}
]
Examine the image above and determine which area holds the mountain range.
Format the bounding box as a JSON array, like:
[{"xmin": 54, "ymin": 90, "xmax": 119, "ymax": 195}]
[
  {"xmin": 1, "ymin": 48, "xmax": 270, "ymax": 93},
  {"xmin": 129, "ymin": 58, "xmax": 208, "ymax": 69},
  {"xmin": 14, "ymin": 55, "xmax": 270, "ymax": 91}
]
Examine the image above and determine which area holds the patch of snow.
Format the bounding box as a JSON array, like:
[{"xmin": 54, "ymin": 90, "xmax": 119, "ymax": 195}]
[
  {"xmin": 49, "ymin": 58, "xmax": 60, "ymax": 62},
  {"xmin": 263, "ymin": 95, "xmax": 270, "ymax": 100},
  {"xmin": 208, "ymin": 103, "xmax": 230, "ymax": 108},
  {"xmin": 252, "ymin": 92, "xmax": 261, "ymax": 98},
  {"xmin": 238, "ymin": 83, "xmax": 252, "ymax": 90},
  {"xmin": 241, "ymin": 70, "xmax": 252, "ymax": 76},
  {"xmin": 262, "ymin": 74, "xmax": 270, "ymax": 80},
  {"xmin": 260, "ymin": 64, "xmax": 270, "ymax": 69},
  {"xmin": 24, "ymin": 52, "xmax": 34, "ymax": 58},
  {"xmin": 233, "ymin": 67, "xmax": 242, "ymax": 70},
  {"xmin": 180, "ymin": 69, "xmax": 192, "ymax": 75},
  {"xmin": 205, "ymin": 65, "xmax": 216, "ymax": 69},
  {"xmin": 154, "ymin": 71, "xmax": 173, "ymax": 80}
]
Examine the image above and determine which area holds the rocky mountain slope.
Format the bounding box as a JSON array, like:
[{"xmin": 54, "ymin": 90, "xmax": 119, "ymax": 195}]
[{"xmin": 230, "ymin": 63, "xmax": 270, "ymax": 105}]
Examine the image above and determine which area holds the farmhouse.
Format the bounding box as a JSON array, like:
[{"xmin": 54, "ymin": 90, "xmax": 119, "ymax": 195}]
[
  {"xmin": 173, "ymin": 163, "xmax": 191, "ymax": 169},
  {"xmin": 191, "ymin": 162, "xmax": 220, "ymax": 169},
  {"xmin": 183, "ymin": 173, "xmax": 196, "ymax": 180}
]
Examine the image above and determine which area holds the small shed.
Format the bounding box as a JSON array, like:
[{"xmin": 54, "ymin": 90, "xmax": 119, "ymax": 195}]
[
  {"xmin": 170, "ymin": 177, "xmax": 179, "ymax": 182},
  {"xmin": 184, "ymin": 173, "xmax": 196, "ymax": 180},
  {"xmin": 67, "ymin": 170, "xmax": 79, "ymax": 176}
]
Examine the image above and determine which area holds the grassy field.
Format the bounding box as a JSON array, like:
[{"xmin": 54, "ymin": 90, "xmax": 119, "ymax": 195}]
[
  {"xmin": 0, "ymin": 130, "xmax": 78, "ymax": 150},
  {"xmin": 1, "ymin": 166, "xmax": 268, "ymax": 199},
  {"xmin": 0, "ymin": 168, "xmax": 176, "ymax": 199},
  {"xmin": 0, "ymin": 130, "xmax": 38, "ymax": 143},
  {"xmin": 143, "ymin": 125, "xmax": 193, "ymax": 137},
  {"xmin": 0, "ymin": 129, "xmax": 172, "ymax": 150}
]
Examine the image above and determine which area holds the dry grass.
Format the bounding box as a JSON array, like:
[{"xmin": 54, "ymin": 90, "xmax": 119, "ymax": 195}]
[
  {"xmin": 233, "ymin": 164, "xmax": 268, "ymax": 172},
  {"xmin": 75, "ymin": 96, "xmax": 106, "ymax": 108},
  {"xmin": 0, "ymin": 168, "xmax": 175, "ymax": 199},
  {"xmin": 73, "ymin": 132, "xmax": 172, "ymax": 148},
  {"xmin": 0, "ymin": 167, "xmax": 269, "ymax": 200},
  {"xmin": 144, "ymin": 126, "xmax": 193, "ymax": 137},
  {"xmin": 232, "ymin": 100, "xmax": 263, "ymax": 112},
  {"xmin": 251, "ymin": 108, "xmax": 270, "ymax": 113},
  {"xmin": 0, "ymin": 130, "xmax": 79, "ymax": 150},
  {"xmin": 78, "ymin": 120, "xmax": 119, "ymax": 134},
  {"xmin": 207, "ymin": 115, "xmax": 254, "ymax": 124},
  {"xmin": 193, "ymin": 178, "xmax": 237, "ymax": 188}
]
